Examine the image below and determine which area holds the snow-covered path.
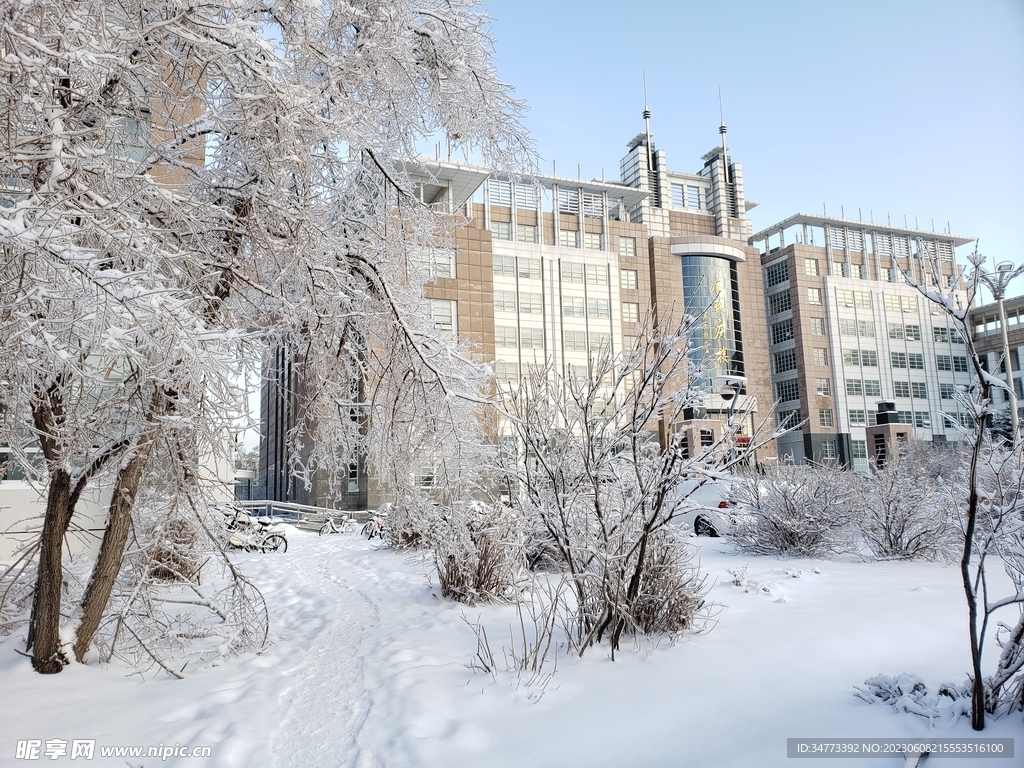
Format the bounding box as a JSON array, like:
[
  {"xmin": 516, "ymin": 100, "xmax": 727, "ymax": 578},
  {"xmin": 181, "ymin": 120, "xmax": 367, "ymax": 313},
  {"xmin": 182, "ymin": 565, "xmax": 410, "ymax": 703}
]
[
  {"xmin": 2, "ymin": 530, "xmax": 1022, "ymax": 767},
  {"xmin": 267, "ymin": 546, "xmax": 378, "ymax": 767}
]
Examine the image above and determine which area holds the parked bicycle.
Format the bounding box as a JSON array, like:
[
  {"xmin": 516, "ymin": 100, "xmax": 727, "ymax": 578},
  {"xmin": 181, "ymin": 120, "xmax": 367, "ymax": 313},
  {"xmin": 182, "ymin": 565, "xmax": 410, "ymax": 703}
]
[
  {"xmin": 319, "ymin": 515, "xmax": 358, "ymax": 536},
  {"xmin": 362, "ymin": 503, "xmax": 391, "ymax": 539},
  {"xmin": 220, "ymin": 508, "xmax": 288, "ymax": 553}
]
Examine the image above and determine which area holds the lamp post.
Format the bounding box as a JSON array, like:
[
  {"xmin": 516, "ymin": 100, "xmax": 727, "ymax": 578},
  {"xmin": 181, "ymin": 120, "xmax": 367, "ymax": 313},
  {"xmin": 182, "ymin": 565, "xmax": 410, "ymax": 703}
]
[
  {"xmin": 977, "ymin": 260, "xmax": 1024, "ymax": 441},
  {"xmin": 714, "ymin": 375, "xmax": 748, "ymax": 465}
]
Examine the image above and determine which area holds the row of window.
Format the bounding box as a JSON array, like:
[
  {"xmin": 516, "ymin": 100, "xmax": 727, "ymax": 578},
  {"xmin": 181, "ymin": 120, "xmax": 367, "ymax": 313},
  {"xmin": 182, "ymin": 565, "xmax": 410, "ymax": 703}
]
[
  {"xmin": 496, "ymin": 326, "xmax": 614, "ymax": 352},
  {"xmin": 489, "ymin": 220, "xmax": 639, "ymax": 258},
  {"xmin": 495, "ymin": 292, "xmax": 640, "ymax": 321}
]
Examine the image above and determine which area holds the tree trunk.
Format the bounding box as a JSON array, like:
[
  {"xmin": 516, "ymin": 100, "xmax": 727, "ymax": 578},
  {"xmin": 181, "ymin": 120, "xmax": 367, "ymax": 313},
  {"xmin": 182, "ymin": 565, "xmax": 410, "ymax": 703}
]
[
  {"xmin": 73, "ymin": 448, "xmax": 151, "ymax": 662},
  {"xmin": 28, "ymin": 468, "xmax": 75, "ymax": 673}
]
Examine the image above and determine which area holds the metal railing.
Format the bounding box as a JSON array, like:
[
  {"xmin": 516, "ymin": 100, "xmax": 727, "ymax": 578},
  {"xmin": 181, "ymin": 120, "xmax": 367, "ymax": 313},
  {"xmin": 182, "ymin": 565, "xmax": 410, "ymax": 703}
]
[{"xmin": 236, "ymin": 500, "xmax": 369, "ymax": 531}]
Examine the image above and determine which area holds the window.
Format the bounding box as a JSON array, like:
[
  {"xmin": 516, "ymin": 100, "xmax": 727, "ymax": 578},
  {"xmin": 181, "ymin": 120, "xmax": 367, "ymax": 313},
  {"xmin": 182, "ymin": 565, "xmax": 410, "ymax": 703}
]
[
  {"xmin": 810, "ymin": 318, "xmax": 826, "ymax": 336},
  {"xmin": 840, "ymin": 319, "xmax": 858, "ymax": 336},
  {"xmin": 851, "ymin": 440, "xmax": 867, "ymax": 459},
  {"xmin": 521, "ymin": 328, "xmax": 545, "ymax": 349},
  {"xmin": 864, "ymin": 380, "xmax": 881, "ymax": 397},
  {"xmin": 700, "ymin": 429, "xmax": 714, "ymax": 447},
  {"xmin": 888, "ymin": 323, "xmax": 905, "ymax": 340},
  {"xmin": 519, "ymin": 257, "xmax": 541, "ymax": 279},
  {"xmin": 768, "ymin": 290, "xmax": 792, "ymax": 315},
  {"xmin": 516, "ymin": 224, "xmax": 538, "ymax": 243},
  {"xmin": 582, "ymin": 192, "xmax": 604, "ymax": 219},
  {"xmin": 494, "ymin": 290, "xmax": 517, "ymax": 313},
  {"xmin": 855, "ymin": 291, "xmax": 871, "ymax": 308},
  {"xmin": 687, "ymin": 185, "xmax": 702, "ymax": 209},
  {"xmin": 905, "ymin": 325, "xmax": 922, "ymax": 341},
  {"xmin": 816, "ymin": 378, "xmax": 831, "ymax": 396},
  {"xmin": 776, "ymin": 379, "xmax": 800, "ymax": 402},
  {"xmin": 588, "ymin": 298, "xmax": 609, "ymax": 319},
  {"xmin": 774, "ymin": 348, "xmax": 798, "ymax": 373},
  {"xmin": 936, "ymin": 355, "xmax": 952, "ymax": 372},
  {"xmin": 805, "ymin": 259, "xmax": 819, "ymax": 276},
  {"xmin": 914, "ymin": 411, "xmax": 931, "ymax": 428},
  {"xmin": 861, "ymin": 350, "xmax": 878, "ymax": 366},
  {"xmin": 565, "ymin": 331, "xmax": 589, "ymax": 354},
  {"xmin": 881, "ymin": 267, "xmax": 894, "ymax": 283},
  {"xmin": 622, "ymin": 302, "xmax": 640, "ymax": 323},
  {"xmin": 819, "ymin": 409, "xmax": 834, "ymax": 427},
  {"xmin": 777, "ymin": 409, "xmax": 801, "ymax": 428},
  {"xmin": 563, "ymin": 330, "xmax": 587, "ymax": 352},
  {"xmin": 623, "ymin": 335, "xmax": 638, "ymax": 351},
  {"xmin": 884, "ymin": 295, "xmax": 901, "ymax": 312},
  {"xmin": 494, "ymin": 254, "xmax": 515, "ymax": 277},
  {"xmin": 621, "ymin": 269, "xmax": 638, "ymax": 290},
  {"xmin": 765, "ymin": 261, "xmax": 789, "ymax": 287},
  {"xmin": 855, "ymin": 263, "xmax": 868, "ymax": 280},
  {"xmin": 430, "ymin": 299, "xmax": 456, "ymax": 338},
  {"xmin": 934, "ymin": 327, "xmax": 950, "ymax": 343},
  {"xmin": 495, "ymin": 361, "xmax": 520, "ymax": 381},
  {"xmin": 849, "ymin": 409, "xmax": 866, "ymax": 426},
  {"xmin": 562, "ymin": 296, "xmax": 585, "ymax": 317},
  {"xmin": 859, "ymin": 321, "xmax": 875, "ymax": 338},
  {"xmin": 589, "ymin": 332, "xmax": 611, "ymax": 353},
  {"xmin": 557, "ymin": 188, "xmax": 580, "ymax": 214},
  {"xmin": 490, "ymin": 221, "xmax": 512, "ymax": 240},
  {"xmin": 912, "ymin": 382, "xmax": 928, "ymax": 399},
  {"xmin": 953, "ymin": 357, "xmax": 969, "ymax": 373},
  {"xmin": 515, "ymin": 183, "xmax": 537, "ymax": 209},
  {"xmin": 846, "ymin": 379, "xmax": 863, "ymax": 396},
  {"xmin": 586, "ymin": 264, "xmax": 607, "ymax": 285},
  {"xmin": 496, "ymin": 326, "xmax": 518, "ymax": 347},
  {"xmin": 561, "ymin": 262, "xmax": 584, "ymax": 283},
  {"xmin": 894, "ymin": 381, "xmax": 911, "ymax": 398},
  {"xmin": 843, "ymin": 349, "xmax": 861, "ymax": 366},
  {"xmin": 559, "ymin": 229, "xmax": 579, "ymax": 248},
  {"xmin": 902, "ymin": 295, "xmax": 918, "ymax": 312},
  {"xmin": 583, "ymin": 232, "xmax": 602, "ymax": 251},
  {"xmin": 891, "ymin": 352, "xmax": 908, "ymax": 368},
  {"xmin": 619, "ymin": 236, "xmax": 637, "ymax": 257},
  {"xmin": 771, "ymin": 319, "xmax": 794, "ymax": 345},
  {"xmin": 908, "ymin": 353, "xmax": 924, "ymax": 370},
  {"xmin": 813, "ymin": 348, "xmax": 828, "ymax": 366},
  {"xmin": 519, "ymin": 292, "xmax": 543, "ymax": 314},
  {"xmin": 895, "ymin": 411, "xmax": 913, "ymax": 424},
  {"xmin": 940, "ymin": 383, "xmax": 956, "ymax": 400},
  {"xmin": 488, "ymin": 178, "xmax": 512, "ymax": 205},
  {"xmin": 820, "ymin": 440, "xmax": 838, "ymax": 460},
  {"xmin": 808, "ymin": 288, "xmax": 822, "ymax": 305},
  {"xmin": 837, "ymin": 289, "xmax": 855, "ymax": 307},
  {"xmin": 671, "ymin": 183, "xmax": 685, "ymax": 207},
  {"xmin": 412, "ymin": 247, "xmax": 456, "ymax": 280}
]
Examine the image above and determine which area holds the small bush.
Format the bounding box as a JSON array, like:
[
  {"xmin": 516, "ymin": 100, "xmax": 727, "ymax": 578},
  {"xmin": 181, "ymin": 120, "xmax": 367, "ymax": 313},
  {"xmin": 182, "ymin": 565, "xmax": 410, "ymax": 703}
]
[
  {"xmin": 433, "ymin": 501, "xmax": 525, "ymax": 604},
  {"xmin": 630, "ymin": 526, "xmax": 709, "ymax": 636},
  {"xmin": 732, "ymin": 463, "xmax": 862, "ymax": 557}
]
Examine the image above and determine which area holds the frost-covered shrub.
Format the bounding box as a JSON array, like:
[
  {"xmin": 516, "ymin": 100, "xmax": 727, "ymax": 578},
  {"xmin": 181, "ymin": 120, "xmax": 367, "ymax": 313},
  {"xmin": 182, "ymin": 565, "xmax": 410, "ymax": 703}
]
[
  {"xmin": 381, "ymin": 493, "xmax": 439, "ymax": 550},
  {"xmin": 860, "ymin": 441, "xmax": 960, "ymax": 561},
  {"xmin": 433, "ymin": 501, "xmax": 525, "ymax": 604},
  {"xmin": 630, "ymin": 526, "xmax": 709, "ymax": 636},
  {"xmin": 732, "ymin": 463, "xmax": 862, "ymax": 557}
]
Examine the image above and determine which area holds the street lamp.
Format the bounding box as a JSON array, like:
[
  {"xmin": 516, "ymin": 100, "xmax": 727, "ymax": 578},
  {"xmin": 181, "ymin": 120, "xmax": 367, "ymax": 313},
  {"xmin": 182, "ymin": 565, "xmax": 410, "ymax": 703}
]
[{"xmin": 977, "ymin": 259, "xmax": 1024, "ymax": 440}]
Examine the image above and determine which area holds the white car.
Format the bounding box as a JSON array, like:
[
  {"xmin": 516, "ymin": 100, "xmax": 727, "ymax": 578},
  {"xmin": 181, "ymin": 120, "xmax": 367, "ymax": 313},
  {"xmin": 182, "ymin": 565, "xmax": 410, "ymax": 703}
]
[{"xmin": 672, "ymin": 480, "xmax": 739, "ymax": 537}]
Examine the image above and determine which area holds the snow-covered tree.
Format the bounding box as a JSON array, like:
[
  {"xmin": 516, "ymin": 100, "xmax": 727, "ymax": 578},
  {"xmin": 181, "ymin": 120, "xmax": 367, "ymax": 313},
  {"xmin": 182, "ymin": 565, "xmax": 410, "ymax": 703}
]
[
  {"xmin": 497, "ymin": 315, "xmax": 780, "ymax": 657},
  {"xmin": 901, "ymin": 241, "xmax": 1024, "ymax": 729},
  {"xmin": 0, "ymin": 0, "xmax": 529, "ymax": 673}
]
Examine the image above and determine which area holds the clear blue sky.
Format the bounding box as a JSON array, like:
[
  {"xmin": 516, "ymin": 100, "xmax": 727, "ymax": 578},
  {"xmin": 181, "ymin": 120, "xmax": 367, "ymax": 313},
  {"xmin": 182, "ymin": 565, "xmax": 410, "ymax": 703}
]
[{"xmin": 481, "ymin": 0, "xmax": 1024, "ymax": 292}]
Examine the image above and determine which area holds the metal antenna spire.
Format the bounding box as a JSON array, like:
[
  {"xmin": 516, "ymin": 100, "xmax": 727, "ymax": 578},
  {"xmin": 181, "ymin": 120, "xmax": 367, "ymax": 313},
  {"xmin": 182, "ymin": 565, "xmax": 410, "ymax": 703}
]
[
  {"xmin": 718, "ymin": 86, "xmax": 729, "ymax": 180},
  {"xmin": 642, "ymin": 71, "xmax": 654, "ymax": 174}
]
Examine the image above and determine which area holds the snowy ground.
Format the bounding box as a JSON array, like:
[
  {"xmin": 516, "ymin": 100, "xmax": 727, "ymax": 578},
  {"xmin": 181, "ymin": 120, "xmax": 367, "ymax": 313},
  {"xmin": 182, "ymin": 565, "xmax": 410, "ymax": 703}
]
[{"xmin": 2, "ymin": 530, "xmax": 1021, "ymax": 767}]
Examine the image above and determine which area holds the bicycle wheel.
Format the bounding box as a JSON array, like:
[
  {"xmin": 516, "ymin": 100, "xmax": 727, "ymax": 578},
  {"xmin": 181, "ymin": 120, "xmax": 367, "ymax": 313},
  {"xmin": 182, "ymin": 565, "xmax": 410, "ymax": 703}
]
[
  {"xmin": 263, "ymin": 534, "xmax": 288, "ymax": 553},
  {"xmin": 319, "ymin": 520, "xmax": 336, "ymax": 536},
  {"xmin": 361, "ymin": 520, "xmax": 377, "ymax": 538}
]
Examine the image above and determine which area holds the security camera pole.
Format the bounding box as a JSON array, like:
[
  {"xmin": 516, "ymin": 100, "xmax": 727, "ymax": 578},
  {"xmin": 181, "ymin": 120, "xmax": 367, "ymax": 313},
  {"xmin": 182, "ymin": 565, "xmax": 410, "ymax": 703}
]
[{"xmin": 713, "ymin": 375, "xmax": 748, "ymax": 428}]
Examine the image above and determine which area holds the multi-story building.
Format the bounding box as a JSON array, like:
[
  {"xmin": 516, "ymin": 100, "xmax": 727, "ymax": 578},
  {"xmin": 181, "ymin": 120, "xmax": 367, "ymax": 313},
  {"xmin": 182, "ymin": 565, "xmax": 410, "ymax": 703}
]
[
  {"xmin": 970, "ymin": 293, "xmax": 1024, "ymax": 423},
  {"xmin": 258, "ymin": 126, "xmax": 776, "ymax": 509},
  {"xmin": 751, "ymin": 214, "xmax": 975, "ymax": 469}
]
